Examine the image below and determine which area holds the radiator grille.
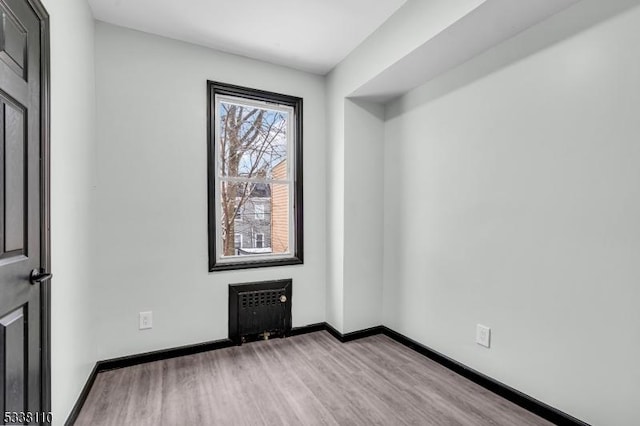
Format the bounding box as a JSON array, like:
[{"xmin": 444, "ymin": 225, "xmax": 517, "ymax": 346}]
[
  {"xmin": 229, "ymin": 279, "xmax": 292, "ymax": 344},
  {"xmin": 240, "ymin": 289, "xmax": 282, "ymax": 308}
]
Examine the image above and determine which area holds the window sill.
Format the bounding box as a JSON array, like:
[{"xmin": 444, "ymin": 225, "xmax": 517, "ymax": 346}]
[{"xmin": 210, "ymin": 257, "xmax": 303, "ymax": 272}]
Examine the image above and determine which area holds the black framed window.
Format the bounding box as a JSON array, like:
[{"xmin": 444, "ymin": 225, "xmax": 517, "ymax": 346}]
[{"xmin": 207, "ymin": 81, "xmax": 303, "ymax": 271}]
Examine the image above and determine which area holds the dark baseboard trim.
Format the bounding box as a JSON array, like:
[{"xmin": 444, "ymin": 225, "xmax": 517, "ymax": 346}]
[
  {"xmin": 67, "ymin": 323, "xmax": 588, "ymax": 426},
  {"xmin": 290, "ymin": 322, "xmax": 327, "ymax": 336},
  {"xmin": 64, "ymin": 364, "xmax": 98, "ymax": 426},
  {"xmin": 323, "ymin": 322, "xmax": 343, "ymax": 341},
  {"xmin": 379, "ymin": 327, "xmax": 589, "ymax": 426},
  {"xmin": 324, "ymin": 323, "xmax": 384, "ymax": 342},
  {"xmin": 97, "ymin": 338, "xmax": 234, "ymax": 372}
]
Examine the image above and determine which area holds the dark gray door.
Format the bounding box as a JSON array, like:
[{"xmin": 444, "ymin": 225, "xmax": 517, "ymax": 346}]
[{"xmin": 0, "ymin": 0, "xmax": 48, "ymax": 423}]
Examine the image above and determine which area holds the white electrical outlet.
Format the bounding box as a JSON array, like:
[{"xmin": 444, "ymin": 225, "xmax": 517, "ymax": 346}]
[
  {"xmin": 476, "ymin": 324, "xmax": 491, "ymax": 348},
  {"xmin": 139, "ymin": 311, "xmax": 153, "ymax": 330}
]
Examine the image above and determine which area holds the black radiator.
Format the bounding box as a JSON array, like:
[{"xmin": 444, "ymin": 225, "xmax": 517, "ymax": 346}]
[{"xmin": 228, "ymin": 279, "xmax": 292, "ymax": 344}]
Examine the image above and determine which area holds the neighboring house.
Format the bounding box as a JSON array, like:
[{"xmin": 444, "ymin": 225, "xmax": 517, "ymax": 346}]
[
  {"xmin": 234, "ymin": 183, "xmax": 272, "ymax": 254},
  {"xmin": 233, "ymin": 161, "xmax": 289, "ymax": 255},
  {"xmin": 271, "ymin": 160, "xmax": 288, "ymax": 254}
]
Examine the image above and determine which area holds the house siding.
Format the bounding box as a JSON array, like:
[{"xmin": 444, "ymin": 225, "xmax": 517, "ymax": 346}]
[{"xmin": 271, "ymin": 160, "xmax": 289, "ymax": 253}]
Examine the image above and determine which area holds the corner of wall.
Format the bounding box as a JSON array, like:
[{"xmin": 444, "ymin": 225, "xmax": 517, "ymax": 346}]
[{"xmin": 44, "ymin": 0, "xmax": 99, "ymax": 422}]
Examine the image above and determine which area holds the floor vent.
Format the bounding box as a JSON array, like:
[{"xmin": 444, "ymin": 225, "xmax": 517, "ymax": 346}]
[{"xmin": 229, "ymin": 279, "xmax": 292, "ymax": 344}]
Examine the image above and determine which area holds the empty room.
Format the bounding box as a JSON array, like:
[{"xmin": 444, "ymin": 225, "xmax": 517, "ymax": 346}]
[{"xmin": 1, "ymin": 0, "xmax": 638, "ymax": 425}]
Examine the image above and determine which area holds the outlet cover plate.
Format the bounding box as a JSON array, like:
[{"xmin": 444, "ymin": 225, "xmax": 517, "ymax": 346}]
[
  {"xmin": 139, "ymin": 311, "xmax": 153, "ymax": 330},
  {"xmin": 476, "ymin": 324, "xmax": 491, "ymax": 348}
]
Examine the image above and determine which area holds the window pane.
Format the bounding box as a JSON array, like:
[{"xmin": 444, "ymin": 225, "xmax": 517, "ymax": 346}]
[
  {"xmin": 218, "ymin": 100, "xmax": 289, "ymax": 180},
  {"xmin": 220, "ymin": 181, "xmax": 291, "ymax": 257}
]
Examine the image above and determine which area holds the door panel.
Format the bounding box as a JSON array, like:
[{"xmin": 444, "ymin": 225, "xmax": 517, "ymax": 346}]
[
  {"xmin": 0, "ymin": 0, "xmax": 47, "ymax": 423},
  {"xmin": 4, "ymin": 100, "xmax": 26, "ymax": 255},
  {"xmin": 0, "ymin": 306, "xmax": 26, "ymax": 416},
  {"xmin": 0, "ymin": 2, "xmax": 28, "ymax": 80}
]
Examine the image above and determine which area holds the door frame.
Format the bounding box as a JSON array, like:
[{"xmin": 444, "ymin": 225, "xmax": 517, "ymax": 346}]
[{"xmin": 25, "ymin": 0, "xmax": 51, "ymax": 415}]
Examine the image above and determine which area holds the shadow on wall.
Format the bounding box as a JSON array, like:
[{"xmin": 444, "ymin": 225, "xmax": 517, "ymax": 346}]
[{"xmin": 385, "ymin": 0, "xmax": 640, "ymax": 119}]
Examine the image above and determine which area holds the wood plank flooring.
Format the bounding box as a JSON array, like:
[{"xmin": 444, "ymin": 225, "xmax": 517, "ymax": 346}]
[{"xmin": 75, "ymin": 331, "xmax": 552, "ymax": 425}]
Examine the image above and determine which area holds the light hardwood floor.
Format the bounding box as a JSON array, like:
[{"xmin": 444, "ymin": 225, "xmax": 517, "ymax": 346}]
[{"xmin": 75, "ymin": 331, "xmax": 552, "ymax": 425}]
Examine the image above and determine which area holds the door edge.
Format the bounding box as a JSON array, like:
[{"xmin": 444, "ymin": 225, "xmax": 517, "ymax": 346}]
[{"xmin": 26, "ymin": 0, "xmax": 51, "ymax": 419}]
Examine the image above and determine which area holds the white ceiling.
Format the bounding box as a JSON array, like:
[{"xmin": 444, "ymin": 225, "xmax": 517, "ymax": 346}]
[{"xmin": 88, "ymin": 0, "xmax": 407, "ymax": 75}]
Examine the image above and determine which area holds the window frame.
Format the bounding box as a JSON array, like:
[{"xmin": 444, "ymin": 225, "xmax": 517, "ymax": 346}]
[
  {"xmin": 234, "ymin": 233, "xmax": 243, "ymax": 249},
  {"xmin": 255, "ymin": 233, "xmax": 265, "ymax": 249},
  {"xmin": 207, "ymin": 81, "xmax": 304, "ymax": 272}
]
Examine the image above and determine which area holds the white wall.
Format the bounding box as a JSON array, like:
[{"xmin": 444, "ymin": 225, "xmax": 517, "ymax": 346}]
[
  {"xmin": 93, "ymin": 22, "xmax": 326, "ymax": 360},
  {"xmin": 326, "ymin": 0, "xmax": 484, "ymax": 333},
  {"xmin": 42, "ymin": 0, "xmax": 97, "ymax": 423},
  {"xmin": 383, "ymin": 2, "xmax": 640, "ymax": 424},
  {"xmin": 343, "ymin": 100, "xmax": 384, "ymax": 331}
]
